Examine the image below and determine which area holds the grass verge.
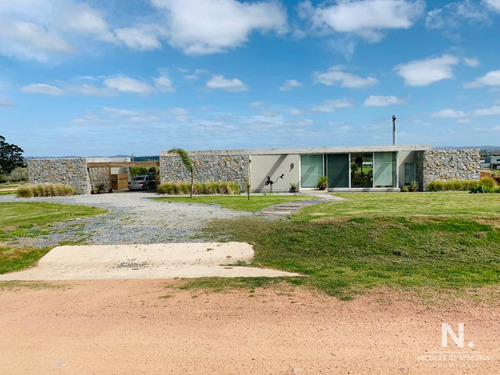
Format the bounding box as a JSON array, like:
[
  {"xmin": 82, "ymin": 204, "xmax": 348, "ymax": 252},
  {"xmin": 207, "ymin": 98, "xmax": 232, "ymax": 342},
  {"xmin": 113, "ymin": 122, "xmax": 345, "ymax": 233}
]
[
  {"xmin": 154, "ymin": 195, "xmax": 316, "ymax": 212},
  {"xmin": 0, "ymin": 202, "xmax": 106, "ymax": 274},
  {"xmin": 196, "ymin": 193, "xmax": 500, "ymax": 300},
  {"xmin": 294, "ymin": 192, "xmax": 500, "ymax": 222}
]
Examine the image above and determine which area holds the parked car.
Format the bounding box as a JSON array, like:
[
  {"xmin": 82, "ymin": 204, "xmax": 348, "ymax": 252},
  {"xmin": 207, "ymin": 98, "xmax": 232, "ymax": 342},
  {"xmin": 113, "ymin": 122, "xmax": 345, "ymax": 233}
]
[{"xmin": 128, "ymin": 175, "xmax": 157, "ymax": 191}]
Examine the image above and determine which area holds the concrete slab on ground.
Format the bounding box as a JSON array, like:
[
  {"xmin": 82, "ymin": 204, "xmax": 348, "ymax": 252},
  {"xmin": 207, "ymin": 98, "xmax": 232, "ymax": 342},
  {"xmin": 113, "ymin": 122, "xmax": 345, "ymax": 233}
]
[{"xmin": 0, "ymin": 242, "xmax": 300, "ymax": 281}]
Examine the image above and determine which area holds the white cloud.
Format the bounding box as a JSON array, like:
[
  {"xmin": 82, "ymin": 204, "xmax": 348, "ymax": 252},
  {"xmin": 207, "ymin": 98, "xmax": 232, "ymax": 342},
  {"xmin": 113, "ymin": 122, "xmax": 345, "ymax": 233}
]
[
  {"xmin": 169, "ymin": 107, "xmax": 189, "ymax": 116},
  {"xmin": 114, "ymin": 27, "xmax": 162, "ymax": 51},
  {"xmin": 430, "ymin": 108, "xmax": 467, "ymax": 118},
  {"xmin": 474, "ymin": 105, "xmax": 500, "ymax": 116},
  {"xmin": 363, "ymin": 95, "xmax": 405, "ymax": 106},
  {"xmin": 0, "ymin": 21, "xmax": 74, "ymax": 61},
  {"xmin": 206, "ymin": 75, "xmax": 248, "ymax": 91},
  {"xmin": 67, "ymin": 84, "xmax": 114, "ymax": 97},
  {"xmin": 103, "ymin": 107, "xmax": 139, "ymax": 117},
  {"xmin": 314, "ymin": 66, "xmax": 378, "ymax": 88},
  {"xmin": 279, "ymin": 79, "xmax": 303, "ymax": 91},
  {"xmin": 249, "ymin": 101, "xmax": 264, "ymax": 108},
  {"xmin": 313, "ymin": 99, "xmax": 352, "ymax": 112},
  {"xmin": 485, "ymin": 0, "xmax": 500, "ymax": 12},
  {"xmin": 104, "ymin": 76, "xmax": 154, "ymax": 94},
  {"xmin": 425, "ymin": 1, "xmax": 490, "ymax": 30},
  {"xmin": 154, "ymin": 76, "xmax": 175, "ymax": 92},
  {"xmin": 151, "ymin": 0, "xmax": 287, "ymax": 54},
  {"xmin": 395, "ymin": 54, "xmax": 459, "ymax": 86},
  {"xmin": 457, "ymin": 118, "xmax": 471, "ymax": 123},
  {"xmin": 298, "ymin": 0, "xmax": 424, "ymax": 42},
  {"xmin": 0, "ymin": 98, "xmax": 13, "ymax": 107},
  {"xmin": 289, "ymin": 107, "xmax": 302, "ymax": 116},
  {"xmin": 464, "ymin": 70, "xmax": 500, "ymax": 88},
  {"xmin": 20, "ymin": 83, "xmax": 65, "ymax": 96},
  {"xmin": 58, "ymin": 2, "xmax": 113, "ymax": 41},
  {"xmin": 463, "ymin": 57, "xmax": 480, "ymax": 67}
]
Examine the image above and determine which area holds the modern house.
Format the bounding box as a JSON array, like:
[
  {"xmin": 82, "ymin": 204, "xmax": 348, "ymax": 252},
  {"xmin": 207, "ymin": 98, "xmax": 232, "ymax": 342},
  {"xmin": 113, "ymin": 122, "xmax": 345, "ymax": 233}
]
[
  {"xmin": 28, "ymin": 145, "xmax": 481, "ymax": 194},
  {"xmin": 159, "ymin": 145, "xmax": 480, "ymax": 193}
]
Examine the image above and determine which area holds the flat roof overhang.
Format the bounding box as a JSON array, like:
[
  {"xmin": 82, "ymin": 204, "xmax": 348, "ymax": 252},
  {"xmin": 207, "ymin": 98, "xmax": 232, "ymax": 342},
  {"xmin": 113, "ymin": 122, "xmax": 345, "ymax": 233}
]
[
  {"xmin": 159, "ymin": 145, "xmax": 432, "ymax": 157},
  {"xmin": 86, "ymin": 161, "xmax": 159, "ymax": 168}
]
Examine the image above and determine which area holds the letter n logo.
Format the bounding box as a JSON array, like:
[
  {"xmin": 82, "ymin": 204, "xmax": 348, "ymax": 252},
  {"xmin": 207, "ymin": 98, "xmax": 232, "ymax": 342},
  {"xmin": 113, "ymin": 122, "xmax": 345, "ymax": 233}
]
[{"xmin": 442, "ymin": 323, "xmax": 464, "ymax": 348}]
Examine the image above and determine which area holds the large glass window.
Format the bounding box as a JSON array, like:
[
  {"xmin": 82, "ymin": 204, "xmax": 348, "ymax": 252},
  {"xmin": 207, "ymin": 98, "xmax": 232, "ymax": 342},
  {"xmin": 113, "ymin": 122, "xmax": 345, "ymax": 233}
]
[
  {"xmin": 404, "ymin": 162, "xmax": 415, "ymax": 185},
  {"xmin": 351, "ymin": 153, "xmax": 373, "ymax": 188},
  {"xmin": 374, "ymin": 152, "xmax": 397, "ymax": 187},
  {"xmin": 301, "ymin": 155, "xmax": 323, "ymax": 188},
  {"xmin": 327, "ymin": 154, "xmax": 349, "ymax": 188}
]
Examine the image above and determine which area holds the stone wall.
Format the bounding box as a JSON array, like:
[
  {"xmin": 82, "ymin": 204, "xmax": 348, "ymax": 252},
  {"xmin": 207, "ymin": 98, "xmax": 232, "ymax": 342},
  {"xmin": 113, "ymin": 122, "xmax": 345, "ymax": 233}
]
[
  {"xmin": 422, "ymin": 149, "xmax": 480, "ymax": 189},
  {"xmin": 159, "ymin": 153, "xmax": 250, "ymax": 189},
  {"xmin": 88, "ymin": 168, "xmax": 111, "ymax": 191},
  {"xmin": 28, "ymin": 158, "xmax": 91, "ymax": 194}
]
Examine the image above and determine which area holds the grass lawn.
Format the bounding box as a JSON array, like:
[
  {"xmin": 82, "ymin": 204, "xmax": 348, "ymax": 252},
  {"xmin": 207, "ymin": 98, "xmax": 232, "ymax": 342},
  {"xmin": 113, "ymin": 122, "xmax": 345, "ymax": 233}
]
[
  {"xmin": 197, "ymin": 192, "xmax": 500, "ymax": 300},
  {"xmin": 294, "ymin": 192, "xmax": 500, "ymax": 222},
  {"xmin": 0, "ymin": 202, "xmax": 106, "ymax": 274},
  {"xmin": 154, "ymin": 195, "xmax": 316, "ymax": 212},
  {"xmin": 0, "ymin": 191, "xmax": 15, "ymax": 196}
]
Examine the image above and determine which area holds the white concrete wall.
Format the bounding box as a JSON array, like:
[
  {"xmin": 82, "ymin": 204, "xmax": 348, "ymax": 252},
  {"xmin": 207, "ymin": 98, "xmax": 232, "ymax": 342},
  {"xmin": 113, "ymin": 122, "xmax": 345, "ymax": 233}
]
[
  {"xmin": 398, "ymin": 151, "xmax": 416, "ymax": 187},
  {"xmin": 250, "ymin": 154, "xmax": 300, "ymax": 193}
]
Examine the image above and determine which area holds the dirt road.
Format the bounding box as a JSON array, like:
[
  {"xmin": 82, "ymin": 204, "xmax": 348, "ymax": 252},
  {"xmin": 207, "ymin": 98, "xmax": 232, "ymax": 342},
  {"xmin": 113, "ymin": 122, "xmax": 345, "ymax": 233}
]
[{"xmin": 0, "ymin": 280, "xmax": 498, "ymax": 375}]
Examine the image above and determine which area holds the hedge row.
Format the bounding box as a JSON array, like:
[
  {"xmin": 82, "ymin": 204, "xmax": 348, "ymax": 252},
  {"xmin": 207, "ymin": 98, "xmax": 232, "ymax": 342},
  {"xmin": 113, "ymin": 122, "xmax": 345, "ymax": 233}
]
[
  {"xmin": 425, "ymin": 178, "xmax": 498, "ymax": 192},
  {"xmin": 17, "ymin": 184, "xmax": 78, "ymax": 198},
  {"xmin": 157, "ymin": 181, "xmax": 240, "ymax": 195}
]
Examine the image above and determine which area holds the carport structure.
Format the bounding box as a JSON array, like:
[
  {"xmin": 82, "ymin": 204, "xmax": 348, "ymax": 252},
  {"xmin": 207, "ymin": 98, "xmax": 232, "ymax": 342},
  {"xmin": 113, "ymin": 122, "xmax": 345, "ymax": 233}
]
[{"xmin": 86, "ymin": 160, "xmax": 160, "ymax": 192}]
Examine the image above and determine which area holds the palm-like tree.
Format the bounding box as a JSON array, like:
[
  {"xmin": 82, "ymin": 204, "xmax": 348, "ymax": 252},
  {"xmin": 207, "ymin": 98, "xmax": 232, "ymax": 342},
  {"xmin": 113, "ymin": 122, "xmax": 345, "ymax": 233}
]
[{"xmin": 168, "ymin": 148, "xmax": 195, "ymax": 198}]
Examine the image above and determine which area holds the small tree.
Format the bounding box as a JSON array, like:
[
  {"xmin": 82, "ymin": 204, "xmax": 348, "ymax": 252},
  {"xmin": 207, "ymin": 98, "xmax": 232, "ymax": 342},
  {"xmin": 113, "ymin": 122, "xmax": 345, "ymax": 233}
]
[
  {"xmin": 168, "ymin": 148, "xmax": 195, "ymax": 198},
  {"xmin": 0, "ymin": 135, "xmax": 25, "ymax": 175}
]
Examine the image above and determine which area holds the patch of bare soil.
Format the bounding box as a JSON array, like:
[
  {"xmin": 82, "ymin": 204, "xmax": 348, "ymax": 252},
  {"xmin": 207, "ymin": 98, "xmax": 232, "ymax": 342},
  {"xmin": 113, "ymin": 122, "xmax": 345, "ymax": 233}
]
[{"xmin": 0, "ymin": 280, "xmax": 498, "ymax": 375}]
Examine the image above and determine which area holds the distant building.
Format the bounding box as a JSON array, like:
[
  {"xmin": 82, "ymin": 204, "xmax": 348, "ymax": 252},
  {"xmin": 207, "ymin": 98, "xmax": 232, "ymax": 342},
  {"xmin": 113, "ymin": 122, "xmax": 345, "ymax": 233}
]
[{"xmin": 481, "ymin": 156, "xmax": 500, "ymax": 170}]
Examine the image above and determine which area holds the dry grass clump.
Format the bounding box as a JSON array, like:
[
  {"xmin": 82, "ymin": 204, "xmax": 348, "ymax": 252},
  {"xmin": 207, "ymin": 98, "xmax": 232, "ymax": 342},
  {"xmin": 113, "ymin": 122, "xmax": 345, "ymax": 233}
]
[
  {"xmin": 158, "ymin": 181, "xmax": 240, "ymax": 195},
  {"xmin": 17, "ymin": 184, "xmax": 77, "ymax": 198}
]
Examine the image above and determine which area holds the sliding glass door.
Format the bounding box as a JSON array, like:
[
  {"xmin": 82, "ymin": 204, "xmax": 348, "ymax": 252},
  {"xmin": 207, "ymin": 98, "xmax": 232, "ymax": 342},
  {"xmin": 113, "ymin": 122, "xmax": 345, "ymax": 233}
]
[
  {"xmin": 300, "ymin": 155, "xmax": 323, "ymax": 188},
  {"xmin": 373, "ymin": 152, "xmax": 397, "ymax": 187},
  {"xmin": 327, "ymin": 154, "xmax": 349, "ymax": 188}
]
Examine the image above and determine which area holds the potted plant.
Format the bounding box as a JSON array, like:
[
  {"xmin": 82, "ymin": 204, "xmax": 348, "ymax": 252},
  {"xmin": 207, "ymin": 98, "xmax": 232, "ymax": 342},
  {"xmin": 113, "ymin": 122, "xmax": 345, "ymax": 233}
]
[
  {"xmin": 409, "ymin": 182, "xmax": 417, "ymax": 192},
  {"xmin": 289, "ymin": 182, "xmax": 297, "ymax": 193},
  {"xmin": 317, "ymin": 176, "xmax": 328, "ymax": 190},
  {"xmin": 97, "ymin": 183, "xmax": 106, "ymax": 194}
]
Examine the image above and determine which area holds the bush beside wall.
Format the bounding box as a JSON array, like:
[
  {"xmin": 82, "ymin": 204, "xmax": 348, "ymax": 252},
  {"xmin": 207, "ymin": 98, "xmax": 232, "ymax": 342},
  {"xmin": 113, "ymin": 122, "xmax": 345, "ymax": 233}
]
[
  {"xmin": 158, "ymin": 181, "xmax": 240, "ymax": 195},
  {"xmin": 17, "ymin": 184, "xmax": 78, "ymax": 198},
  {"xmin": 425, "ymin": 178, "xmax": 498, "ymax": 192}
]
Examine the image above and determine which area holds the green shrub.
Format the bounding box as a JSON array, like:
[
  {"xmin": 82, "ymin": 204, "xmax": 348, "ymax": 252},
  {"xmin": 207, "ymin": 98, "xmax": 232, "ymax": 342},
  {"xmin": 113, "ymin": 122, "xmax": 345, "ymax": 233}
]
[
  {"xmin": 426, "ymin": 180, "xmax": 480, "ymax": 192},
  {"xmin": 157, "ymin": 181, "xmax": 240, "ymax": 195},
  {"xmin": 401, "ymin": 186, "xmax": 409, "ymax": 192},
  {"xmin": 16, "ymin": 184, "xmax": 77, "ymax": 198},
  {"xmin": 157, "ymin": 182, "xmax": 175, "ymax": 195},
  {"xmin": 193, "ymin": 183, "xmax": 205, "ymax": 195},
  {"xmin": 16, "ymin": 186, "xmax": 34, "ymax": 198},
  {"xmin": 8, "ymin": 167, "xmax": 28, "ymax": 182},
  {"xmin": 206, "ymin": 182, "xmax": 219, "ymax": 195},
  {"xmin": 179, "ymin": 182, "xmax": 191, "ymax": 195},
  {"xmin": 228, "ymin": 182, "xmax": 240, "ymax": 195},
  {"xmin": 480, "ymin": 177, "xmax": 497, "ymax": 189},
  {"xmin": 217, "ymin": 181, "xmax": 229, "ymax": 194}
]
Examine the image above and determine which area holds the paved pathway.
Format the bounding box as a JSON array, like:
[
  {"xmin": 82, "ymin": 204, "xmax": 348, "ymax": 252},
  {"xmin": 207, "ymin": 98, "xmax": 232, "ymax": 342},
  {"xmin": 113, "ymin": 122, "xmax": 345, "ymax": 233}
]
[{"xmin": 259, "ymin": 191, "xmax": 344, "ymax": 216}]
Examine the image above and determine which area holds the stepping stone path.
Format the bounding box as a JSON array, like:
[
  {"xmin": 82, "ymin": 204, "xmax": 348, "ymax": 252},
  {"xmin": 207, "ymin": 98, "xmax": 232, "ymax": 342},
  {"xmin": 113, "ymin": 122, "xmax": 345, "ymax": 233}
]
[{"xmin": 258, "ymin": 191, "xmax": 345, "ymax": 216}]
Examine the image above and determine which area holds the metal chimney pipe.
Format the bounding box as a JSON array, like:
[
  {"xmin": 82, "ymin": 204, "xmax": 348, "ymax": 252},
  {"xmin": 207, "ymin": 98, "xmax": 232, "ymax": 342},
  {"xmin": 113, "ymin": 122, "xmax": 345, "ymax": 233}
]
[{"xmin": 392, "ymin": 115, "xmax": 397, "ymax": 145}]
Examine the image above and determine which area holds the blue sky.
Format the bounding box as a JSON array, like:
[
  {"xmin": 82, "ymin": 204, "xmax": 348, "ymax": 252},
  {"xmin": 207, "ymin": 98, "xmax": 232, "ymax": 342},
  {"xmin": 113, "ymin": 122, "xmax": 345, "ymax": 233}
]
[{"xmin": 1, "ymin": 0, "xmax": 500, "ymax": 157}]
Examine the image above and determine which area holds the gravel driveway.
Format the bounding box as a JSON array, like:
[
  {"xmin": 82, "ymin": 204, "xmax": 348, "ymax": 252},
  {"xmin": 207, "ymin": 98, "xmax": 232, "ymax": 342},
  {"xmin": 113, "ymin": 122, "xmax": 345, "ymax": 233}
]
[{"xmin": 1, "ymin": 192, "xmax": 250, "ymax": 247}]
